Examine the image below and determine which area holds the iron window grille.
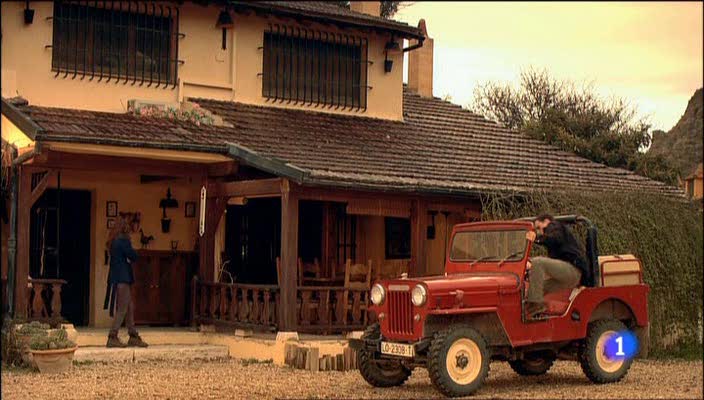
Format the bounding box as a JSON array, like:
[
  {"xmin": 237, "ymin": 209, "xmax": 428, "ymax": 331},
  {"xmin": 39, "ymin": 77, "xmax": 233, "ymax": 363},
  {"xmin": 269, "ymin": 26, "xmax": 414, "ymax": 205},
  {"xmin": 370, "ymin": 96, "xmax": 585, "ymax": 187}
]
[
  {"xmin": 261, "ymin": 24, "xmax": 371, "ymax": 111},
  {"xmin": 48, "ymin": 1, "xmax": 183, "ymax": 88}
]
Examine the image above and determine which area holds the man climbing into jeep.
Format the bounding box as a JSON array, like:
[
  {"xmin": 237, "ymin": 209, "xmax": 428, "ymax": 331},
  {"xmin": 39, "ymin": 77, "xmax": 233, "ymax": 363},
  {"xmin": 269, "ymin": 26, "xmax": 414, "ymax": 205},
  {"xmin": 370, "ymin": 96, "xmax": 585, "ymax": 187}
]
[{"xmin": 525, "ymin": 214, "xmax": 590, "ymax": 318}]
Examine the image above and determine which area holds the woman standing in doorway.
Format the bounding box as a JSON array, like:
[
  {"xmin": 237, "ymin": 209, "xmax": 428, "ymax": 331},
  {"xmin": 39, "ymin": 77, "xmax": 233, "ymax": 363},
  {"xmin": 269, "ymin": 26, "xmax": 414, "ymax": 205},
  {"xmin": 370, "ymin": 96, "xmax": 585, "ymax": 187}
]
[{"xmin": 104, "ymin": 217, "xmax": 148, "ymax": 348}]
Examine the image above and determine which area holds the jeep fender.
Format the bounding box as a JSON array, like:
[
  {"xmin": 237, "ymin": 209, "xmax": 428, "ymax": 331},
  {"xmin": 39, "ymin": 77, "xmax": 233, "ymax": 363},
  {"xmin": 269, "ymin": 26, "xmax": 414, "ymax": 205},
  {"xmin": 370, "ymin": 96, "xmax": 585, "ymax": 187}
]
[{"xmin": 424, "ymin": 312, "xmax": 511, "ymax": 347}]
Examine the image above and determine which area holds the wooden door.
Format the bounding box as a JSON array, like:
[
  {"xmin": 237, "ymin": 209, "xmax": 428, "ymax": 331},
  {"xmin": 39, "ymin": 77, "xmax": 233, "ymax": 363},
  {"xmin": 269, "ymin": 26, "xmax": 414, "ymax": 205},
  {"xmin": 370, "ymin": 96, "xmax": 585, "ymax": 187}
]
[
  {"xmin": 131, "ymin": 250, "xmax": 190, "ymax": 325},
  {"xmin": 132, "ymin": 254, "xmax": 160, "ymax": 324}
]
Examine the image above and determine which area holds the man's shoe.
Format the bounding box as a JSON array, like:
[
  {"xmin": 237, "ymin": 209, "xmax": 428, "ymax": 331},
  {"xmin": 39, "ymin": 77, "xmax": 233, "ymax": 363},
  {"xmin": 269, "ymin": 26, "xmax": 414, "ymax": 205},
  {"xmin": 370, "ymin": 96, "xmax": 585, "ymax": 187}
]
[
  {"xmin": 127, "ymin": 334, "xmax": 149, "ymax": 347},
  {"xmin": 526, "ymin": 302, "xmax": 547, "ymax": 319},
  {"xmin": 106, "ymin": 335, "xmax": 128, "ymax": 348}
]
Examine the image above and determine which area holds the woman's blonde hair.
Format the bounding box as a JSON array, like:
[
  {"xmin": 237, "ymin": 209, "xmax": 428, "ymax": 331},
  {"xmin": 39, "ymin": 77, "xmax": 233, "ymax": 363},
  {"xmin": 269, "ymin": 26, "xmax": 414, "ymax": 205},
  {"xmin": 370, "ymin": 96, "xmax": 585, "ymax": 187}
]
[{"xmin": 106, "ymin": 216, "xmax": 131, "ymax": 250}]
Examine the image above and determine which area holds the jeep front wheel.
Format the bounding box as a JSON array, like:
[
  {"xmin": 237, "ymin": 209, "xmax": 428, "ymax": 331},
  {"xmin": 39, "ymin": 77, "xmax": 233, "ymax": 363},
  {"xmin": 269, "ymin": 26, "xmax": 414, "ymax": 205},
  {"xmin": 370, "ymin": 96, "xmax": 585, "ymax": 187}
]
[
  {"xmin": 357, "ymin": 324, "xmax": 412, "ymax": 388},
  {"xmin": 579, "ymin": 319, "xmax": 634, "ymax": 383},
  {"xmin": 428, "ymin": 326, "xmax": 490, "ymax": 397}
]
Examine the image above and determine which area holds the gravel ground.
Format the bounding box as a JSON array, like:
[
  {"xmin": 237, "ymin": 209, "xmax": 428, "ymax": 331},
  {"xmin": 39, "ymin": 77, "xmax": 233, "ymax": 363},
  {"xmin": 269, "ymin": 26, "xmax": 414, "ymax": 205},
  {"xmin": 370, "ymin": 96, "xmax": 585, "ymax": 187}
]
[{"xmin": 2, "ymin": 359, "xmax": 702, "ymax": 399}]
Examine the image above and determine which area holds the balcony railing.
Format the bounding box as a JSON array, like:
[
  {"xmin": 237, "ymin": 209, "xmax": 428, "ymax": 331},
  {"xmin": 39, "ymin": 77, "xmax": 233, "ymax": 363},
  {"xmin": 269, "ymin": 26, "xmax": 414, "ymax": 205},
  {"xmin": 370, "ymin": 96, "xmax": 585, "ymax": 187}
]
[{"xmin": 26, "ymin": 278, "xmax": 67, "ymax": 321}]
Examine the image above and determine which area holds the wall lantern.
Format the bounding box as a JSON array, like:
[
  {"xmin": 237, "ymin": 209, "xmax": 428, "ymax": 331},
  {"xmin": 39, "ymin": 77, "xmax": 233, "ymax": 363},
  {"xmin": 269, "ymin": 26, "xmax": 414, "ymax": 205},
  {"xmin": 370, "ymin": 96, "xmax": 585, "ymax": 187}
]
[
  {"xmin": 384, "ymin": 38, "xmax": 400, "ymax": 73},
  {"xmin": 24, "ymin": 1, "xmax": 35, "ymax": 25},
  {"xmin": 159, "ymin": 187, "xmax": 179, "ymax": 233},
  {"xmin": 216, "ymin": 9, "xmax": 234, "ymax": 50}
]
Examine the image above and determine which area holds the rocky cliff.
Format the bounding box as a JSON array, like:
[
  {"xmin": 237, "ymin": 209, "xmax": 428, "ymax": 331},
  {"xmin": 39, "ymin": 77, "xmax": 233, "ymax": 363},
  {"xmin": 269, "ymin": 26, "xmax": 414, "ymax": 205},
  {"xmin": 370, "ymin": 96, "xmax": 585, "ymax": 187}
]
[{"xmin": 649, "ymin": 88, "xmax": 703, "ymax": 178}]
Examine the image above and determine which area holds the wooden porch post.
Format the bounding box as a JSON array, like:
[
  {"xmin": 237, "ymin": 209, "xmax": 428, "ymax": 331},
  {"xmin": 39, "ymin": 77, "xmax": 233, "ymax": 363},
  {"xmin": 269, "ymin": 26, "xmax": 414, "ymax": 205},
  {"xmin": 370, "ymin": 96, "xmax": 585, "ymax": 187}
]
[
  {"xmin": 279, "ymin": 179, "xmax": 298, "ymax": 331},
  {"xmin": 199, "ymin": 180, "xmax": 226, "ymax": 282},
  {"xmin": 410, "ymin": 198, "xmax": 428, "ymax": 277},
  {"xmin": 15, "ymin": 166, "xmax": 31, "ymax": 318}
]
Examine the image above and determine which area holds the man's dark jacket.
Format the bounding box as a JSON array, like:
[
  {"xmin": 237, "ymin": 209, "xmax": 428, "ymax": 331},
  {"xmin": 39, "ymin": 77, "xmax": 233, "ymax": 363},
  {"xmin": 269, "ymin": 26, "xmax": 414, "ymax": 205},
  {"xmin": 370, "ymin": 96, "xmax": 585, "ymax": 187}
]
[
  {"xmin": 536, "ymin": 221, "xmax": 590, "ymax": 286},
  {"xmin": 103, "ymin": 235, "xmax": 138, "ymax": 316}
]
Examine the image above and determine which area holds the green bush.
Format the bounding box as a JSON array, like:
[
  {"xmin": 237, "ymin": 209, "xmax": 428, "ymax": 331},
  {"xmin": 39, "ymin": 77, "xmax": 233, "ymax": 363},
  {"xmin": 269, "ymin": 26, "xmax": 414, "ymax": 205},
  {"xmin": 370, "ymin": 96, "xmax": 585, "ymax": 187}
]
[
  {"xmin": 16, "ymin": 321, "xmax": 50, "ymax": 336},
  {"xmin": 29, "ymin": 328, "xmax": 76, "ymax": 351},
  {"xmin": 480, "ymin": 190, "xmax": 703, "ymax": 354}
]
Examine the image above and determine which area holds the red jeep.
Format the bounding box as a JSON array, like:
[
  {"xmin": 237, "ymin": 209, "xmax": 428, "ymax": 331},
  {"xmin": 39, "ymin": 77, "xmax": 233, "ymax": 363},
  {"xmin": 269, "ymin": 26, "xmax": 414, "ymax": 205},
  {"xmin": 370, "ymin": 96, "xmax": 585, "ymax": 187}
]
[{"xmin": 352, "ymin": 215, "xmax": 649, "ymax": 397}]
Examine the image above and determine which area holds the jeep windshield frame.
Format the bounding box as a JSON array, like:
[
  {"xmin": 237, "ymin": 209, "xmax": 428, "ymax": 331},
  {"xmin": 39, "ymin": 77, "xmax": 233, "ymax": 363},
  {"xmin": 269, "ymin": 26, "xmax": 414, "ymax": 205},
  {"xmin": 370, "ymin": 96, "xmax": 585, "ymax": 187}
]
[{"xmin": 449, "ymin": 227, "xmax": 529, "ymax": 263}]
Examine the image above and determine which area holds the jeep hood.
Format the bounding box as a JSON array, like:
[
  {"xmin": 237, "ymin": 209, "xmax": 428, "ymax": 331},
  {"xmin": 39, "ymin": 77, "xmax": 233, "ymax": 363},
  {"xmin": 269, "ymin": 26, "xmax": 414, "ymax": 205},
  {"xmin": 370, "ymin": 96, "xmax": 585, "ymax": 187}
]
[{"xmin": 413, "ymin": 272, "xmax": 520, "ymax": 295}]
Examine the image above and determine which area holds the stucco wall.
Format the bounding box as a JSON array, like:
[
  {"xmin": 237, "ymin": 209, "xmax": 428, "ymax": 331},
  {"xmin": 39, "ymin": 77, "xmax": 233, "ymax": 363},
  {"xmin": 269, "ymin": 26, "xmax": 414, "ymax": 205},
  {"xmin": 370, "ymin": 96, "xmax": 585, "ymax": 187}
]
[
  {"xmin": 1, "ymin": 2, "xmax": 404, "ymax": 120},
  {"xmin": 36, "ymin": 169, "xmax": 200, "ymax": 327}
]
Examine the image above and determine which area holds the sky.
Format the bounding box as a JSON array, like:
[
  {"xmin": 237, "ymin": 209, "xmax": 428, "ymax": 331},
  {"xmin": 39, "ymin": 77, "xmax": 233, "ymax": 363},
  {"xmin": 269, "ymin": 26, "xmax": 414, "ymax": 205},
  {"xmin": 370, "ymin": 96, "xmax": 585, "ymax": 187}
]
[{"xmin": 396, "ymin": 2, "xmax": 703, "ymax": 131}]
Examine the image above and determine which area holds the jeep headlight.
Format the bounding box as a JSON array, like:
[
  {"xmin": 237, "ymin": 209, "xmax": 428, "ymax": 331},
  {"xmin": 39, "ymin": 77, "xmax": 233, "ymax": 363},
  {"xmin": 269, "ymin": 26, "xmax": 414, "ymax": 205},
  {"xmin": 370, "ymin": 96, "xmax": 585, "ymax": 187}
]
[
  {"xmin": 411, "ymin": 285, "xmax": 427, "ymax": 307},
  {"xmin": 370, "ymin": 284, "xmax": 385, "ymax": 305}
]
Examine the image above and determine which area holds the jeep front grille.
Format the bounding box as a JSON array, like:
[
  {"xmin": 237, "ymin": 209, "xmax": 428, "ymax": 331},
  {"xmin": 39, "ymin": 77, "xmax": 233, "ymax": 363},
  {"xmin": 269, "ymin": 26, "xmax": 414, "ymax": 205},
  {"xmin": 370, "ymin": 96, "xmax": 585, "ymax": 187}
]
[{"xmin": 388, "ymin": 290, "xmax": 413, "ymax": 335}]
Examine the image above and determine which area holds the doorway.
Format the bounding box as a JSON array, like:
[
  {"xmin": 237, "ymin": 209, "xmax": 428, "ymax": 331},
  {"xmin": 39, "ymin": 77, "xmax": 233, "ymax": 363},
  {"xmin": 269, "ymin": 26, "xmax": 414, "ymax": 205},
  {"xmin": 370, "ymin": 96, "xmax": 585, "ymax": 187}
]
[
  {"xmin": 30, "ymin": 189, "xmax": 92, "ymax": 326},
  {"xmin": 224, "ymin": 198, "xmax": 281, "ymax": 285}
]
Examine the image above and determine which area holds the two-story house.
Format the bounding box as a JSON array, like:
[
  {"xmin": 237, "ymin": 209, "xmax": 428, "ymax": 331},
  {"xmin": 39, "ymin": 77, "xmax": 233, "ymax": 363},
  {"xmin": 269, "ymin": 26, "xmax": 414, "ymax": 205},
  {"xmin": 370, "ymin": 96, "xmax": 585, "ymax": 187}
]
[{"xmin": 1, "ymin": 1, "xmax": 679, "ymax": 334}]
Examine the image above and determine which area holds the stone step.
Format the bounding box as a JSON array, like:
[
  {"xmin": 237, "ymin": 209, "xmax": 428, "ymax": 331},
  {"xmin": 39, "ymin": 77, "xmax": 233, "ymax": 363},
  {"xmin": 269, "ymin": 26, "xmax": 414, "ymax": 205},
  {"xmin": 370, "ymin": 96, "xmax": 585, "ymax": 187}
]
[
  {"xmin": 74, "ymin": 345, "xmax": 229, "ymax": 363},
  {"xmin": 77, "ymin": 329, "xmax": 206, "ymax": 347}
]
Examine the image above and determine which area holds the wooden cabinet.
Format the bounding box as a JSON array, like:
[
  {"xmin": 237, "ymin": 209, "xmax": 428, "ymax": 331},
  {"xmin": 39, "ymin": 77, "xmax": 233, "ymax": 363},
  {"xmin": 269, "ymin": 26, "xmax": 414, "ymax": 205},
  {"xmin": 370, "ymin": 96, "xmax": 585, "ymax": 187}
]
[{"xmin": 131, "ymin": 250, "xmax": 197, "ymax": 325}]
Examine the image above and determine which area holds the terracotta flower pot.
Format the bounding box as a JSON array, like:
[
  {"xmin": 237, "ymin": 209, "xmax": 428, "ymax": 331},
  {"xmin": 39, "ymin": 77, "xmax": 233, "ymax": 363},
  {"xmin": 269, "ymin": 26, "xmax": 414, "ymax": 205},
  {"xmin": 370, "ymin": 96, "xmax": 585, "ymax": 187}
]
[{"xmin": 30, "ymin": 346, "xmax": 78, "ymax": 374}]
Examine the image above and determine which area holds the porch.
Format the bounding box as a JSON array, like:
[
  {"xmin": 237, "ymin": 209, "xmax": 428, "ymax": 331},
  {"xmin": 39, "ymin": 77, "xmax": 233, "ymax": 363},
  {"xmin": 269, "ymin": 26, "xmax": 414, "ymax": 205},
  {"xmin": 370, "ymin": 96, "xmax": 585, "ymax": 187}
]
[{"xmin": 7, "ymin": 142, "xmax": 480, "ymax": 335}]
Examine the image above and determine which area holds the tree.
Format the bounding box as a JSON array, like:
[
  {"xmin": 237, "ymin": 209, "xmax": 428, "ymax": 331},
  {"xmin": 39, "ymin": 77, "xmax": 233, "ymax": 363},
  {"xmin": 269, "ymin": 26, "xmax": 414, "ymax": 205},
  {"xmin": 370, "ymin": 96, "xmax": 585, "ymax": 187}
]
[
  {"xmin": 471, "ymin": 68, "xmax": 678, "ymax": 185},
  {"xmin": 337, "ymin": 1, "xmax": 406, "ymax": 19}
]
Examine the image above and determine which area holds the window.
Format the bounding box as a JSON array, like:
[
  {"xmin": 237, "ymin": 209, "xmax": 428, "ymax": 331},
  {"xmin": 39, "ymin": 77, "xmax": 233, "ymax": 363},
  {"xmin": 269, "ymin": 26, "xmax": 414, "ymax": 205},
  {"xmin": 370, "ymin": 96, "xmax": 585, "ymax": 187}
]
[
  {"xmin": 335, "ymin": 206, "xmax": 357, "ymax": 265},
  {"xmin": 262, "ymin": 26, "xmax": 369, "ymax": 110},
  {"xmin": 385, "ymin": 217, "xmax": 411, "ymax": 259},
  {"xmin": 51, "ymin": 1, "xmax": 179, "ymax": 86}
]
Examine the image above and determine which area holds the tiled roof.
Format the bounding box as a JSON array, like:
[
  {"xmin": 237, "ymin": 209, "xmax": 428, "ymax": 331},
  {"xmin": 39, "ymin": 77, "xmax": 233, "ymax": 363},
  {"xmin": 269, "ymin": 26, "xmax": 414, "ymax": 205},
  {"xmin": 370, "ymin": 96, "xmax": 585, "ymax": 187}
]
[
  {"xmin": 229, "ymin": 1, "xmax": 423, "ymax": 39},
  {"xmin": 2, "ymin": 90, "xmax": 682, "ymax": 197}
]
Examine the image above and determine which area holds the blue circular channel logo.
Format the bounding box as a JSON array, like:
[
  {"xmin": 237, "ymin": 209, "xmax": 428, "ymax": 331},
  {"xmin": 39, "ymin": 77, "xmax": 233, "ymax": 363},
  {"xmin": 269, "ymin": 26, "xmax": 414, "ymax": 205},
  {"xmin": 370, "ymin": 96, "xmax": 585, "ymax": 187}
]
[{"xmin": 603, "ymin": 330, "xmax": 639, "ymax": 361}]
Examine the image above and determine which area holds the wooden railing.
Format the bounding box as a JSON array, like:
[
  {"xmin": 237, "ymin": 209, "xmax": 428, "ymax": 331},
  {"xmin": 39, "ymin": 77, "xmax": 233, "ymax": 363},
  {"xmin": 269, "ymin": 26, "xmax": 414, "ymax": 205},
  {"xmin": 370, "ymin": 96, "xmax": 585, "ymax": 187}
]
[
  {"xmin": 297, "ymin": 286, "xmax": 371, "ymax": 333},
  {"xmin": 192, "ymin": 277, "xmax": 279, "ymax": 331},
  {"xmin": 26, "ymin": 278, "xmax": 67, "ymax": 321}
]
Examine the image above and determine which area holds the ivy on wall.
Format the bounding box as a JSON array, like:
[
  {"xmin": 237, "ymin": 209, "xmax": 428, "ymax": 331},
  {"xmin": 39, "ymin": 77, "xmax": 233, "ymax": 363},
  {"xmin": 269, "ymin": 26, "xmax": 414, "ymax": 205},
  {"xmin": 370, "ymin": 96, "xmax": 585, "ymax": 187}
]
[{"xmin": 480, "ymin": 190, "xmax": 703, "ymax": 354}]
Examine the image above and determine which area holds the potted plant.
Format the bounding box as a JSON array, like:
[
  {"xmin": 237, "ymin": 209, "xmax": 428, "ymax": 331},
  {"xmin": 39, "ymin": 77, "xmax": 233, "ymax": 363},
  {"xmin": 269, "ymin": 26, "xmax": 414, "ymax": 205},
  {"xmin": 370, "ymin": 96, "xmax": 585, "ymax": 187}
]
[
  {"xmin": 29, "ymin": 328, "xmax": 77, "ymax": 374},
  {"xmin": 15, "ymin": 321, "xmax": 50, "ymax": 366}
]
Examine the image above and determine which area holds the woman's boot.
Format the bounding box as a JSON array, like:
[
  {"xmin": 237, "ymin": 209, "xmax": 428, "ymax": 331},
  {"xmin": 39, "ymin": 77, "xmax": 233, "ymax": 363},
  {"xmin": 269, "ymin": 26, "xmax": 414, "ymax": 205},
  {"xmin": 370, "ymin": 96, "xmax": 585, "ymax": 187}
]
[
  {"xmin": 106, "ymin": 331, "xmax": 128, "ymax": 348},
  {"xmin": 127, "ymin": 332, "xmax": 148, "ymax": 347}
]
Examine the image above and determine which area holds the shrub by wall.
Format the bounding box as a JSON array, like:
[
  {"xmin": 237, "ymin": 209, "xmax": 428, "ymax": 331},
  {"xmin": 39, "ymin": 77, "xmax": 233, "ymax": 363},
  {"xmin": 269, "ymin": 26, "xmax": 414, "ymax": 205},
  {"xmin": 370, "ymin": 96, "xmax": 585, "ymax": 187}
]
[{"xmin": 480, "ymin": 190, "xmax": 703, "ymax": 355}]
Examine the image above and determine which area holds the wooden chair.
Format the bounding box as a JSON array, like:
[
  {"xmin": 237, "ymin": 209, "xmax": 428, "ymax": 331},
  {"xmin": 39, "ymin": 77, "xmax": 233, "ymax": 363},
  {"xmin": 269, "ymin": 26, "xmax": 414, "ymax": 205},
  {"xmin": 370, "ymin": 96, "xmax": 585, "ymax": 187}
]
[
  {"xmin": 297, "ymin": 258, "xmax": 321, "ymax": 286},
  {"xmin": 336, "ymin": 259, "xmax": 372, "ymax": 326},
  {"xmin": 376, "ymin": 259, "xmax": 409, "ymax": 280}
]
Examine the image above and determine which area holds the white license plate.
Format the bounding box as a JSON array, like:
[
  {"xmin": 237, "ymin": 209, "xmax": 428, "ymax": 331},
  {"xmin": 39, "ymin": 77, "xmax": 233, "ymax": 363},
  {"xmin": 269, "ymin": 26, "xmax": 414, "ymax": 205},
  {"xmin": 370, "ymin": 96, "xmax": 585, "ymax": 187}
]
[{"xmin": 380, "ymin": 341, "xmax": 415, "ymax": 358}]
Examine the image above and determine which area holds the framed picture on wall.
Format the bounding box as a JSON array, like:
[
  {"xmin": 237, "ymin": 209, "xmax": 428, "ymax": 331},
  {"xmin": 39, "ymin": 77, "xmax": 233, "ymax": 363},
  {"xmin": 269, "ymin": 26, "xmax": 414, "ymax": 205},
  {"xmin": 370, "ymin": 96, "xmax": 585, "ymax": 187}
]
[
  {"xmin": 106, "ymin": 201, "xmax": 118, "ymax": 217},
  {"xmin": 185, "ymin": 201, "xmax": 196, "ymax": 218},
  {"xmin": 107, "ymin": 218, "xmax": 115, "ymax": 229}
]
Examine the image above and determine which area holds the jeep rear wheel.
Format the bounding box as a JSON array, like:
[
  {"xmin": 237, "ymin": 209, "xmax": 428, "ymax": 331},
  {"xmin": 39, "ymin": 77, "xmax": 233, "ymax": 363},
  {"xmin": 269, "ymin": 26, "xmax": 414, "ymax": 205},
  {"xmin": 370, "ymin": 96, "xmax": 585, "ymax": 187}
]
[
  {"xmin": 509, "ymin": 353, "xmax": 555, "ymax": 376},
  {"xmin": 579, "ymin": 319, "xmax": 634, "ymax": 383},
  {"xmin": 428, "ymin": 326, "xmax": 490, "ymax": 397},
  {"xmin": 357, "ymin": 324, "xmax": 412, "ymax": 388}
]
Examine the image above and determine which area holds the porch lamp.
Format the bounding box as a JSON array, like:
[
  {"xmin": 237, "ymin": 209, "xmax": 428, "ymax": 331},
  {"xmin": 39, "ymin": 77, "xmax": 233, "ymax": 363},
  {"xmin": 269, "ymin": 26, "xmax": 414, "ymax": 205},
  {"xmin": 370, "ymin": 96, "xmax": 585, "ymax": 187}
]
[
  {"xmin": 159, "ymin": 187, "xmax": 179, "ymax": 233},
  {"xmin": 384, "ymin": 38, "xmax": 400, "ymax": 73},
  {"xmin": 216, "ymin": 8, "xmax": 234, "ymax": 50}
]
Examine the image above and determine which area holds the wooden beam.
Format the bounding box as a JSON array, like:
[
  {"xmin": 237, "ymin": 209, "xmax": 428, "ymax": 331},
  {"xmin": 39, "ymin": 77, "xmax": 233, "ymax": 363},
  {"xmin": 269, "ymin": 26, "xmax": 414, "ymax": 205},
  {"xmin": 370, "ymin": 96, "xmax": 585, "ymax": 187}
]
[
  {"xmin": 15, "ymin": 166, "xmax": 31, "ymax": 318},
  {"xmin": 207, "ymin": 161, "xmax": 239, "ymax": 177},
  {"xmin": 410, "ymin": 198, "xmax": 428, "ymax": 278},
  {"xmin": 28, "ymin": 150, "xmax": 208, "ymax": 178},
  {"xmin": 208, "ymin": 178, "xmax": 283, "ymax": 198},
  {"xmin": 279, "ymin": 179, "xmax": 299, "ymax": 331},
  {"xmin": 29, "ymin": 170, "xmax": 56, "ymax": 207}
]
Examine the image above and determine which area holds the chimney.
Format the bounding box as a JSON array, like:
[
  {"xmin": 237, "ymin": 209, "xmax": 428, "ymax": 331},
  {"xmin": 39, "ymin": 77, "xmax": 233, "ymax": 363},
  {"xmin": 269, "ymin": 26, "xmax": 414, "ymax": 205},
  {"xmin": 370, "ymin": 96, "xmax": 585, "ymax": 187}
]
[
  {"xmin": 350, "ymin": 1, "xmax": 380, "ymax": 17},
  {"xmin": 408, "ymin": 19, "xmax": 433, "ymax": 98}
]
